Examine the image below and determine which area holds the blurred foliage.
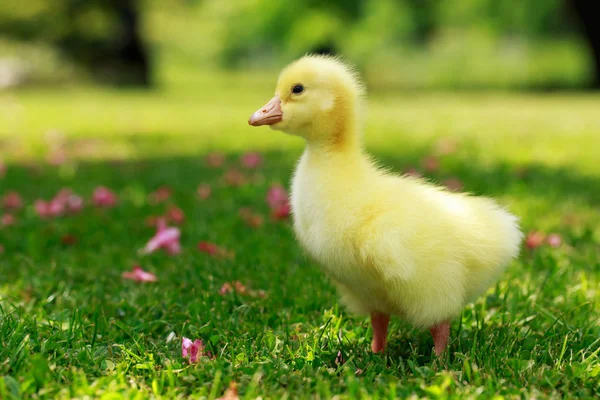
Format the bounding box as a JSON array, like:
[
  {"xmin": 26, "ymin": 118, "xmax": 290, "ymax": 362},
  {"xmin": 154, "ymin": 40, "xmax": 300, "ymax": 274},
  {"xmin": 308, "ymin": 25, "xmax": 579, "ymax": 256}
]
[
  {"xmin": 0, "ymin": 0, "xmax": 596, "ymax": 89},
  {"xmin": 0, "ymin": 0, "xmax": 150, "ymax": 86},
  {"xmin": 217, "ymin": 0, "xmax": 578, "ymax": 67}
]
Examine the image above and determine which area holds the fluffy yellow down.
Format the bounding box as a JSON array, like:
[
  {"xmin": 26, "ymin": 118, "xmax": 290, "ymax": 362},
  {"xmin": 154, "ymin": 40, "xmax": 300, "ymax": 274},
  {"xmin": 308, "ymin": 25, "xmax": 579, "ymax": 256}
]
[{"xmin": 273, "ymin": 55, "xmax": 523, "ymax": 329}]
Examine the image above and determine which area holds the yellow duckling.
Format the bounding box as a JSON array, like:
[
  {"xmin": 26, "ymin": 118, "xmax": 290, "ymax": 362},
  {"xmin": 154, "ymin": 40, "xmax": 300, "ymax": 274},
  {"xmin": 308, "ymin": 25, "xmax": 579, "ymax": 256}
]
[{"xmin": 248, "ymin": 55, "xmax": 522, "ymax": 355}]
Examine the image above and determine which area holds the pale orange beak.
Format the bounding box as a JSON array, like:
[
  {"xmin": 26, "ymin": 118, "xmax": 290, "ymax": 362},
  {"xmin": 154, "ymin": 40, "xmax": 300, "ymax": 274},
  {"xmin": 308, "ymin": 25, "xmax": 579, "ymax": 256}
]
[{"xmin": 248, "ymin": 96, "xmax": 283, "ymax": 126}]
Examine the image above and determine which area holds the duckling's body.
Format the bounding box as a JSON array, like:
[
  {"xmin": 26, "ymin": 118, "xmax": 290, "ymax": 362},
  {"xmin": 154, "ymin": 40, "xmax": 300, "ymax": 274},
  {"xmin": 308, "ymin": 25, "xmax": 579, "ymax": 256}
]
[
  {"xmin": 249, "ymin": 55, "xmax": 522, "ymax": 355},
  {"xmin": 292, "ymin": 145, "xmax": 520, "ymax": 328}
]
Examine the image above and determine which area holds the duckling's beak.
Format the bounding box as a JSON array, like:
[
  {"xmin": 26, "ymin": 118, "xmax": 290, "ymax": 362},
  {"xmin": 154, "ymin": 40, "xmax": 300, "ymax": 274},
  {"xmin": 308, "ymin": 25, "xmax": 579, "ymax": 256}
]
[{"xmin": 248, "ymin": 96, "xmax": 283, "ymax": 126}]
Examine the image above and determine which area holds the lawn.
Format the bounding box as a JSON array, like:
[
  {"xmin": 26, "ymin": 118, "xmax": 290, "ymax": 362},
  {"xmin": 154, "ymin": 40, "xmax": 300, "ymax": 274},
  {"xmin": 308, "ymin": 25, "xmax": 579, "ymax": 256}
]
[{"xmin": 1, "ymin": 69, "xmax": 599, "ymax": 399}]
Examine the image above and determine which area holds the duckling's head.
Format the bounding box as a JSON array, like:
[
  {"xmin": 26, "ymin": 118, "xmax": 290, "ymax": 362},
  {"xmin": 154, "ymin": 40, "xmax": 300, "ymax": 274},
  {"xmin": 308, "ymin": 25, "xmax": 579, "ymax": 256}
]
[{"xmin": 249, "ymin": 55, "xmax": 364, "ymax": 146}]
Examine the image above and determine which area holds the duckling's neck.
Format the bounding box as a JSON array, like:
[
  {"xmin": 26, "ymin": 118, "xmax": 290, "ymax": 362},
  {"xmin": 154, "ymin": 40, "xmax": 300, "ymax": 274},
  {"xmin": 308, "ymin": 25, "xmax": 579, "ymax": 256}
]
[{"xmin": 303, "ymin": 118, "xmax": 370, "ymax": 172}]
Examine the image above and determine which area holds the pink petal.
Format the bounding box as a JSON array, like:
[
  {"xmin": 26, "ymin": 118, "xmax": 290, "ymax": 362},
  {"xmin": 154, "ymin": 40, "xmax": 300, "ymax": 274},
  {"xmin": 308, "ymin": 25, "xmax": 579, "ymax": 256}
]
[
  {"xmin": 142, "ymin": 226, "xmax": 181, "ymax": 254},
  {"xmin": 240, "ymin": 152, "xmax": 263, "ymax": 169},
  {"xmin": 434, "ymin": 138, "xmax": 458, "ymax": 155},
  {"xmin": 266, "ymin": 185, "xmax": 288, "ymax": 209},
  {"xmin": 219, "ymin": 282, "xmax": 233, "ymax": 295},
  {"xmin": 216, "ymin": 382, "xmax": 239, "ymax": 400},
  {"xmin": 421, "ymin": 156, "xmax": 440, "ymax": 172},
  {"xmin": 182, "ymin": 337, "xmax": 205, "ymax": 364},
  {"xmin": 189, "ymin": 339, "xmax": 204, "ymax": 363},
  {"xmin": 239, "ymin": 208, "xmax": 263, "ymax": 227},
  {"xmin": 182, "ymin": 337, "xmax": 193, "ymax": 357},
  {"xmin": 546, "ymin": 233, "xmax": 562, "ymax": 248},
  {"xmin": 167, "ymin": 206, "xmax": 185, "ymax": 225},
  {"xmin": 233, "ymin": 281, "xmax": 247, "ymax": 295},
  {"xmin": 1, "ymin": 213, "xmax": 15, "ymax": 227},
  {"xmin": 47, "ymin": 149, "xmax": 68, "ymax": 166},
  {"xmin": 197, "ymin": 184, "xmax": 211, "ymax": 200},
  {"xmin": 48, "ymin": 199, "xmax": 65, "ymax": 216},
  {"xmin": 224, "ymin": 169, "xmax": 246, "ymax": 187},
  {"xmin": 61, "ymin": 234, "xmax": 77, "ymax": 245},
  {"xmin": 165, "ymin": 241, "xmax": 182, "ymax": 255},
  {"xmin": 2, "ymin": 191, "xmax": 23, "ymax": 210},
  {"xmin": 122, "ymin": 265, "xmax": 157, "ymax": 282},
  {"xmin": 53, "ymin": 188, "xmax": 72, "ymax": 205},
  {"xmin": 148, "ymin": 186, "xmax": 172, "ymax": 204},
  {"xmin": 525, "ymin": 231, "xmax": 545, "ymax": 250},
  {"xmin": 335, "ymin": 350, "xmax": 344, "ymax": 365},
  {"xmin": 92, "ymin": 186, "xmax": 117, "ymax": 207},
  {"xmin": 206, "ymin": 152, "xmax": 225, "ymax": 167},
  {"xmin": 34, "ymin": 199, "xmax": 51, "ymax": 218},
  {"xmin": 272, "ymin": 203, "xmax": 290, "ymax": 220},
  {"xmin": 198, "ymin": 241, "xmax": 220, "ymax": 256},
  {"xmin": 66, "ymin": 195, "xmax": 84, "ymax": 213}
]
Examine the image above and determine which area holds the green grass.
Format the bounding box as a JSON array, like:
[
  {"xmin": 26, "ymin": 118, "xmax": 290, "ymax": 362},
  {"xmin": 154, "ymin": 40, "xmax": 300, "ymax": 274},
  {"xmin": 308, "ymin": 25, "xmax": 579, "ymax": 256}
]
[{"xmin": 1, "ymin": 70, "xmax": 599, "ymax": 399}]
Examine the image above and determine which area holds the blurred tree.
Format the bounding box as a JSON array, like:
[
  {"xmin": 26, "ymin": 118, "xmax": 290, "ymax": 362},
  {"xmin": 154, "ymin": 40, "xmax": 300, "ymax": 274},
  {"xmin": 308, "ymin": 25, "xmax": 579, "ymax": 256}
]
[
  {"xmin": 569, "ymin": 0, "xmax": 600, "ymax": 88},
  {"xmin": 0, "ymin": 0, "xmax": 151, "ymax": 86}
]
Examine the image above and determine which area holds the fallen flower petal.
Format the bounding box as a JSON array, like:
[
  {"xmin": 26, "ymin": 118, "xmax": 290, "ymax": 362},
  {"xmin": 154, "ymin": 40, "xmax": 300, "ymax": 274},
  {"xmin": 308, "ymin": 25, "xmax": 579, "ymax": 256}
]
[
  {"xmin": 167, "ymin": 206, "xmax": 185, "ymax": 225},
  {"xmin": 219, "ymin": 282, "xmax": 233, "ymax": 295},
  {"xmin": 266, "ymin": 185, "xmax": 288, "ymax": 209},
  {"xmin": 272, "ymin": 203, "xmax": 290, "ymax": 220},
  {"xmin": 546, "ymin": 233, "xmax": 562, "ymax": 248},
  {"xmin": 233, "ymin": 280, "xmax": 247, "ymax": 295},
  {"xmin": 335, "ymin": 350, "xmax": 344, "ymax": 365},
  {"xmin": 142, "ymin": 219, "xmax": 181, "ymax": 255},
  {"xmin": 240, "ymin": 152, "xmax": 263, "ymax": 169},
  {"xmin": 35, "ymin": 200, "xmax": 51, "ymax": 218},
  {"xmin": 220, "ymin": 281, "xmax": 266, "ymax": 298},
  {"xmin": 206, "ymin": 152, "xmax": 225, "ymax": 167},
  {"xmin": 2, "ymin": 191, "xmax": 23, "ymax": 210},
  {"xmin": 239, "ymin": 208, "xmax": 263, "ymax": 227},
  {"xmin": 197, "ymin": 184, "xmax": 211, "ymax": 200},
  {"xmin": 66, "ymin": 194, "xmax": 84, "ymax": 213},
  {"xmin": 421, "ymin": 155, "xmax": 440, "ymax": 172},
  {"xmin": 1, "ymin": 213, "xmax": 15, "ymax": 227},
  {"xmin": 122, "ymin": 265, "xmax": 157, "ymax": 282},
  {"xmin": 198, "ymin": 241, "xmax": 220, "ymax": 256},
  {"xmin": 145, "ymin": 215, "xmax": 160, "ymax": 227},
  {"xmin": 182, "ymin": 337, "xmax": 205, "ymax": 364},
  {"xmin": 53, "ymin": 188, "xmax": 72, "ymax": 204},
  {"xmin": 61, "ymin": 234, "xmax": 77, "ymax": 246},
  {"xmin": 216, "ymin": 382, "xmax": 240, "ymax": 400},
  {"xmin": 224, "ymin": 169, "xmax": 246, "ymax": 187},
  {"xmin": 434, "ymin": 138, "xmax": 458, "ymax": 155},
  {"xmin": 47, "ymin": 149, "xmax": 68, "ymax": 166},
  {"xmin": 148, "ymin": 186, "xmax": 172, "ymax": 204},
  {"xmin": 48, "ymin": 199, "xmax": 65, "ymax": 216},
  {"xmin": 525, "ymin": 231, "xmax": 545, "ymax": 250},
  {"xmin": 246, "ymin": 214, "xmax": 263, "ymax": 227},
  {"xmin": 182, "ymin": 337, "xmax": 192, "ymax": 357},
  {"xmin": 92, "ymin": 186, "xmax": 117, "ymax": 207}
]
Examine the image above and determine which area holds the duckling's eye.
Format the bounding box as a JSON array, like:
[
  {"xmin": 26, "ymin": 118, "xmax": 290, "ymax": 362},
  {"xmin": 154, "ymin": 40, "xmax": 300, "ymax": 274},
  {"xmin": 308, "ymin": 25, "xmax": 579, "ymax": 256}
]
[{"xmin": 292, "ymin": 84, "xmax": 304, "ymax": 94}]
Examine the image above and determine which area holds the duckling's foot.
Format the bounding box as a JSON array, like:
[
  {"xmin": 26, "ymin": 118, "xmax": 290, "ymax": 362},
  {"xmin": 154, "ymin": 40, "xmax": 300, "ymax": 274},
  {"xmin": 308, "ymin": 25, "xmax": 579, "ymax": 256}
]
[
  {"xmin": 429, "ymin": 321, "xmax": 450, "ymax": 356},
  {"xmin": 370, "ymin": 312, "xmax": 390, "ymax": 353}
]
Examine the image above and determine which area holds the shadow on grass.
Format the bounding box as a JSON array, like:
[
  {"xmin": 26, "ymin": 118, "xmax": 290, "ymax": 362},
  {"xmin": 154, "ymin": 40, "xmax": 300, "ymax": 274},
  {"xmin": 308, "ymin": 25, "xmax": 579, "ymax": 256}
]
[{"xmin": 3, "ymin": 132, "xmax": 599, "ymax": 211}]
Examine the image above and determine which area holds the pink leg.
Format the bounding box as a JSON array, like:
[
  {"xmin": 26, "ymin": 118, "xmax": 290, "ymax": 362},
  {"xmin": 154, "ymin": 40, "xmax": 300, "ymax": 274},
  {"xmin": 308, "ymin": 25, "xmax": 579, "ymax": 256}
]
[
  {"xmin": 429, "ymin": 320, "xmax": 451, "ymax": 356},
  {"xmin": 370, "ymin": 312, "xmax": 390, "ymax": 353}
]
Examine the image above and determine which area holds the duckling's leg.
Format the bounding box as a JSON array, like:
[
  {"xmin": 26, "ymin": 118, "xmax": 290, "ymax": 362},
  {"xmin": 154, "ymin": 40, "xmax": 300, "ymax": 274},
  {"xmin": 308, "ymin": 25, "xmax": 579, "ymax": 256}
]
[
  {"xmin": 429, "ymin": 321, "xmax": 450, "ymax": 356},
  {"xmin": 370, "ymin": 312, "xmax": 390, "ymax": 353}
]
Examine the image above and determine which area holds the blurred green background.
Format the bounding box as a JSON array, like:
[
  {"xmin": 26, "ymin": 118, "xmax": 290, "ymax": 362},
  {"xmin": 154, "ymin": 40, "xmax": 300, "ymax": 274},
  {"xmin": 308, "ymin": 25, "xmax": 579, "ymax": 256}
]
[{"xmin": 0, "ymin": 0, "xmax": 598, "ymax": 91}]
